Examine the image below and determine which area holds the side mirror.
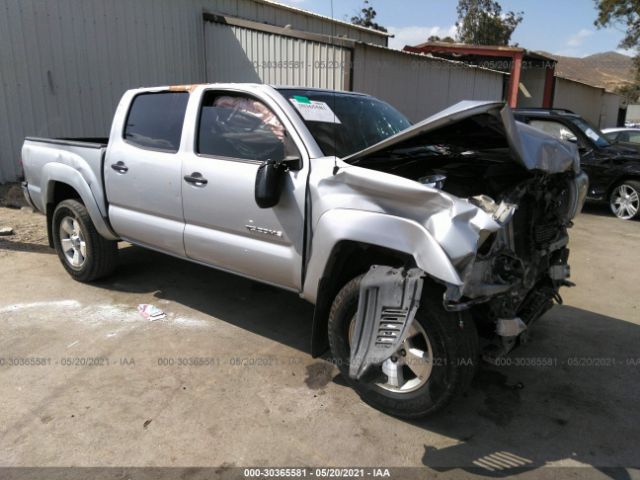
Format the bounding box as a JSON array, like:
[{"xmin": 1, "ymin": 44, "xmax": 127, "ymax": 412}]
[{"xmin": 254, "ymin": 156, "xmax": 300, "ymax": 209}]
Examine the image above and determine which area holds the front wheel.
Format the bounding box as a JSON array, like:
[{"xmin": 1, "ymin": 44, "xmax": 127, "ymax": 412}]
[
  {"xmin": 328, "ymin": 274, "xmax": 478, "ymax": 418},
  {"xmin": 52, "ymin": 199, "xmax": 118, "ymax": 282},
  {"xmin": 609, "ymin": 181, "xmax": 640, "ymax": 220}
]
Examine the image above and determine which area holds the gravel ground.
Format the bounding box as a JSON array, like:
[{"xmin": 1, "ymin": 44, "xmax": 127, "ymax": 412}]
[{"xmin": 0, "ymin": 203, "xmax": 639, "ymax": 479}]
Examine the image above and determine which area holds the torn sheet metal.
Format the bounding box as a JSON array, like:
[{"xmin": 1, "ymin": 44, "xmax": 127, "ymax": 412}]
[
  {"xmin": 500, "ymin": 106, "xmax": 580, "ymax": 173},
  {"xmin": 349, "ymin": 266, "xmax": 424, "ymax": 380}
]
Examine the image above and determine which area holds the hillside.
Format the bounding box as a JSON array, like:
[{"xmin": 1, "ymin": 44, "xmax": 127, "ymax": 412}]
[{"xmin": 542, "ymin": 51, "xmax": 636, "ymax": 91}]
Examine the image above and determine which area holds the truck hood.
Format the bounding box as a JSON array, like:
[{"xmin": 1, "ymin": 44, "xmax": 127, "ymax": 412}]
[{"xmin": 343, "ymin": 101, "xmax": 579, "ymax": 174}]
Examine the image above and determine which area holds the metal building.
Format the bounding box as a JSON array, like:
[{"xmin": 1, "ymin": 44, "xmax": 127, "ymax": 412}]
[
  {"xmin": 0, "ymin": 0, "xmax": 504, "ymax": 183},
  {"xmin": 553, "ymin": 76, "xmax": 623, "ymax": 128}
]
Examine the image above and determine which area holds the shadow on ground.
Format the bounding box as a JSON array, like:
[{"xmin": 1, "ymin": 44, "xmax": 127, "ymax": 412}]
[
  {"xmin": 581, "ymin": 200, "xmax": 639, "ymax": 221},
  {"xmin": 0, "ymin": 239, "xmax": 53, "ymax": 254},
  {"xmin": 98, "ymin": 244, "xmax": 314, "ymax": 352},
  {"xmin": 96, "ymin": 245, "xmax": 639, "ymax": 476},
  {"xmin": 412, "ymin": 304, "xmax": 640, "ymax": 477}
]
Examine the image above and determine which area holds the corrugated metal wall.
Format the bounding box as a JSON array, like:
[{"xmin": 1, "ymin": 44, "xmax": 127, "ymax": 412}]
[
  {"xmin": 0, "ymin": 0, "xmax": 506, "ymax": 182},
  {"xmin": 553, "ymin": 77, "xmax": 623, "ymax": 128},
  {"xmin": 232, "ymin": 0, "xmax": 386, "ymax": 45},
  {"xmin": 352, "ymin": 44, "xmax": 505, "ymax": 122},
  {"xmin": 204, "ymin": 22, "xmax": 350, "ymax": 90},
  {"xmin": 0, "ymin": 0, "xmax": 385, "ymax": 183},
  {"xmin": 517, "ymin": 68, "xmax": 546, "ymax": 108},
  {"xmin": 627, "ymin": 104, "xmax": 640, "ymax": 124}
]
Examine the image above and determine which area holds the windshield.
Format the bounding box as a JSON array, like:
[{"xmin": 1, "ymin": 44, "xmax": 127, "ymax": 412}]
[
  {"xmin": 277, "ymin": 88, "xmax": 411, "ymax": 158},
  {"xmin": 569, "ymin": 117, "xmax": 611, "ymax": 148}
]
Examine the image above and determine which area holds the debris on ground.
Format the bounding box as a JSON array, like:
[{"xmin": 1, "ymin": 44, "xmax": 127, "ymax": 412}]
[
  {"xmin": 0, "ymin": 227, "xmax": 14, "ymax": 236},
  {"xmin": 0, "ymin": 183, "xmax": 26, "ymax": 209},
  {"xmin": 137, "ymin": 304, "xmax": 166, "ymax": 321}
]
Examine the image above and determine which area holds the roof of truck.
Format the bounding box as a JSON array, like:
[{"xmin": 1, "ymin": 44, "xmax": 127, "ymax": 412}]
[{"xmin": 140, "ymin": 83, "xmax": 371, "ymax": 97}]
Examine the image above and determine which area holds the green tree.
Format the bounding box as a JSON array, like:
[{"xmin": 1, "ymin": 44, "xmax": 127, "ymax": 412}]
[
  {"xmin": 427, "ymin": 35, "xmax": 456, "ymax": 43},
  {"xmin": 594, "ymin": 0, "xmax": 640, "ymax": 85},
  {"xmin": 616, "ymin": 83, "xmax": 640, "ymax": 103},
  {"xmin": 350, "ymin": 0, "xmax": 387, "ymax": 33},
  {"xmin": 455, "ymin": 0, "xmax": 523, "ymax": 46}
]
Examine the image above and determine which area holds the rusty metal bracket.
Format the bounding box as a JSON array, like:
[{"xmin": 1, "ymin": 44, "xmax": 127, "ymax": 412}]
[{"xmin": 349, "ymin": 266, "xmax": 425, "ymax": 380}]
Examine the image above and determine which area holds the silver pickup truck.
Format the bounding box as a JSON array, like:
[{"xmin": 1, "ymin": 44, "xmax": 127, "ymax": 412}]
[{"xmin": 22, "ymin": 83, "xmax": 588, "ymax": 418}]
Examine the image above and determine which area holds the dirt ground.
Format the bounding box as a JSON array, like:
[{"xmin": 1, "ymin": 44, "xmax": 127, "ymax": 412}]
[{"xmin": 0, "ymin": 203, "xmax": 639, "ymax": 478}]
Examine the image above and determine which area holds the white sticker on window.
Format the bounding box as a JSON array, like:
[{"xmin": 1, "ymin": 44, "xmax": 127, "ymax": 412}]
[
  {"xmin": 290, "ymin": 97, "xmax": 341, "ymax": 124},
  {"xmin": 584, "ymin": 128, "xmax": 600, "ymax": 142}
]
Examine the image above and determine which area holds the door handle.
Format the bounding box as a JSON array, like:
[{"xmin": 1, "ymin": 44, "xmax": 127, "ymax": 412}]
[
  {"xmin": 184, "ymin": 172, "xmax": 208, "ymax": 186},
  {"xmin": 111, "ymin": 161, "xmax": 128, "ymax": 173}
]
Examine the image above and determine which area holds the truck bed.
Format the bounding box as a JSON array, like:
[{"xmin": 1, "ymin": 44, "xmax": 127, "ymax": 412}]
[{"xmin": 22, "ymin": 136, "xmax": 109, "ymax": 216}]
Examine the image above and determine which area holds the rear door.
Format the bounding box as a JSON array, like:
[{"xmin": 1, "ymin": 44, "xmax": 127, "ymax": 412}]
[
  {"xmin": 104, "ymin": 90, "xmax": 189, "ymax": 256},
  {"xmin": 180, "ymin": 88, "xmax": 308, "ymax": 290}
]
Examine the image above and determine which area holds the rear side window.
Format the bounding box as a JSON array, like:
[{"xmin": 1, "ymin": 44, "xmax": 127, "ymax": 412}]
[
  {"xmin": 621, "ymin": 131, "xmax": 640, "ymax": 144},
  {"xmin": 124, "ymin": 92, "xmax": 189, "ymax": 152}
]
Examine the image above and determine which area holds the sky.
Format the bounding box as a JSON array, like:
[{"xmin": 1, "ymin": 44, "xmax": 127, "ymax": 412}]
[{"xmin": 276, "ymin": 0, "xmax": 634, "ymax": 58}]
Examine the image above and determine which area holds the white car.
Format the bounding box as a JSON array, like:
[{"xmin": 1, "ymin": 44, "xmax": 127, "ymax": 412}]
[{"xmin": 603, "ymin": 127, "xmax": 640, "ymax": 147}]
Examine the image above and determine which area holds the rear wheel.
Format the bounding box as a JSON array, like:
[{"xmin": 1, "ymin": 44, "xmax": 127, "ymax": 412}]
[
  {"xmin": 52, "ymin": 199, "xmax": 118, "ymax": 281},
  {"xmin": 609, "ymin": 181, "xmax": 640, "ymax": 220},
  {"xmin": 328, "ymin": 274, "xmax": 478, "ymax": 418}
]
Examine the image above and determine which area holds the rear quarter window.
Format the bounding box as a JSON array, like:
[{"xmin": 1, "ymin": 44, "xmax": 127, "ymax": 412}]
[{"xmin": 124, "ymin": 92, "xmax": 189, "ymax": 152}]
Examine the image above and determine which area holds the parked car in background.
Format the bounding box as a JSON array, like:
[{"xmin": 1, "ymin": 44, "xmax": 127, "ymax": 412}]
[
  {"xmin": 603, "ymin": 128, "xmax": 640, "ymax": 153},
  {"xmin": 515, "ymin": 108, "xmax": 640, "ymax": 220}
]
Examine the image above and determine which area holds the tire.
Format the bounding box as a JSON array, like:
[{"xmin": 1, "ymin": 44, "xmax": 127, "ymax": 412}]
[
  {"xmin": 609, "ymin": 180, "xmax": 640, "ymax": 220},
  {"xmin": 52, "ymin": 199, "xmax": 118, "ymax": 282},
  {"xmin": 328, "ymin": 274, "xmax": 478, "ymax": 419}
]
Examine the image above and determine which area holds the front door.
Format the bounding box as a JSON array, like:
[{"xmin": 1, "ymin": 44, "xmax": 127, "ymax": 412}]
[{"xmin": 181, "ymin": 90, "xmax": 307, "ymax": 289}]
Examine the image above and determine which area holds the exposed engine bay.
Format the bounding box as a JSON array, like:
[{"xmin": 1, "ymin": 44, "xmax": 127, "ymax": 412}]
[{"xmin": 359, "ymin": 153, "xmax": 577, "ymax": 354}]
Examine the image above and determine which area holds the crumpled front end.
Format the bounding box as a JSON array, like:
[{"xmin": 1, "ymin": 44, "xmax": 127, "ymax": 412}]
[{"xmin": 327, "ymin": 101, "xmax": 589, "ymax": 372}]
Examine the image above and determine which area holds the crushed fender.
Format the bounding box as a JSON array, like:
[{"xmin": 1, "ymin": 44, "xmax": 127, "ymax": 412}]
[{"xmin": 349, "ymin": 266, "xmax": 424, "ymax": 380}]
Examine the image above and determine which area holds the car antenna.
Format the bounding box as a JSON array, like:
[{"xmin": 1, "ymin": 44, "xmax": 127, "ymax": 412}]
[{"xmin": 331, "ymin": 0, "xmax": 339, "ymax": 176}]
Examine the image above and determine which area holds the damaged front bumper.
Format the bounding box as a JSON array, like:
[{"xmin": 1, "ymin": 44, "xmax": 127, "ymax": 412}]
[
  {"xmin": 443, "ymin": 170, "xmax": 588, "ymax": 307},
  {"xmin": 348, "ymin": 172, "xmax": 588, "ymax": 378}
]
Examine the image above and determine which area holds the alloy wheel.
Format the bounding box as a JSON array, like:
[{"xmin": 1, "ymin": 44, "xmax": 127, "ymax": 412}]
[
  {"xmin": 610, "ymin": 184, "xmax": 639, "ymax": 220},
  {"xmin": 349, "ymin": 318, "xmax": 434, "ymax": 393},
  {"xmin": 59, "ymin": 216, "xmax": 87, "ymax": 268}
]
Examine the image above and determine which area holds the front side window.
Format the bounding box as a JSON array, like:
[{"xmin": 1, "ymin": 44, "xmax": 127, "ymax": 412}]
[
  {"xmin": 604, "ymin": 131, "xmax": 620, "ymax": 142},
  {"xmin": 197, "ymin": 92, "xmax": 296, "ymax": 162},
  {"xmin": 124, "ymin": 92, "xmax": 189, "ymax": 152}
]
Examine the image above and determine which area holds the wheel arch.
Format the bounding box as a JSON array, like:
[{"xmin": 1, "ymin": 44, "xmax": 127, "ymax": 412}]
[
  {"xmin": 309, "ymin": 240, "xmax": 417, "ymax": 357},
  {"xmin": 305, "ymin": 209, "xmax": 463, "ymax": 357},
  {"xmin": 42, "ymin": 164, "xmax": 118, "ymax": 246},
  {"xmin": 607, "ymin": 175, "xmax": 640, "ymax": 199}
]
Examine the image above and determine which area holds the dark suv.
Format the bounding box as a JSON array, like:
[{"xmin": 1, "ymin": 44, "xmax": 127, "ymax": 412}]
[{"xmin": 515, "ymin": 108, "xmax": 640, "ymax": 220}]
